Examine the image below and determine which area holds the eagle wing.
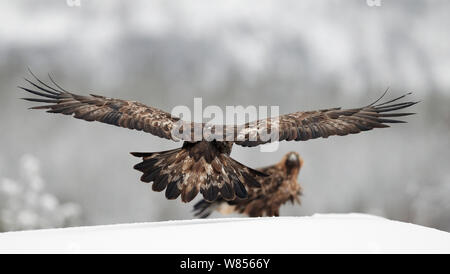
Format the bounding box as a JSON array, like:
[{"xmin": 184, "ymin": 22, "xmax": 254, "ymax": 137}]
[
  {"xmin": 21, "ymin": 72, "xmax": 417, "ymax": 145},
  {"xmin": 233, "ymin": 91, "xmax": 418, "ymax": 147},
  {"xmin": 20, "ymin": 71, "xmax": 183, "ymax": 140}
]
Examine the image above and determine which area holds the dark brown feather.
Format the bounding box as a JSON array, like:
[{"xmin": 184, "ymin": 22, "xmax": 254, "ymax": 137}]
[
  {"xmin": 233, "ymin": 92, "xmax": 417, "ymax": 147},
  {"xmin": 131, "ymin": 141, "xmax": 266, "ymax": 203},
  {"xmin": 20, "ymin": 73, "xmax": 182, "ymax": 141}
]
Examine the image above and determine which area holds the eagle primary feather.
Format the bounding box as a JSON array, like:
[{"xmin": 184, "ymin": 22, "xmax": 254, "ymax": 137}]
[{"xmin": 20, "ymin": 71, "xmax": 417, "ymax": 203}]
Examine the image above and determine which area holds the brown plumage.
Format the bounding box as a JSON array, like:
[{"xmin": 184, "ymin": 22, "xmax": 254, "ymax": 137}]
[
  {"xmin": 130, "ymin": 141, "xmax": 264, "ymax": 202},
  {"xmin": 20, "ymin": 71, "xmax": 418, "ymax": 203},
  {"xmin": 193, "ymin": 152, "xmax": 303, "ymax": 217}
]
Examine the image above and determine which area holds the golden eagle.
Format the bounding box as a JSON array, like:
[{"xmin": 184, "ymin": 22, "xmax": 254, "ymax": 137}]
[
  {"xmin": 20, "ymin": 71, "xmax": 417, "ymax": 203},
  {"xmin": 193, "ymin": 151, "xmax": 303, "ymax": 217}
]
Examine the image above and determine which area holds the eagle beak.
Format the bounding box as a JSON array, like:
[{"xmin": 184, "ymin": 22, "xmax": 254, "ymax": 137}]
[{"xmin": 288, "ymin": 153, "xmax": 298, "ymax": 162}]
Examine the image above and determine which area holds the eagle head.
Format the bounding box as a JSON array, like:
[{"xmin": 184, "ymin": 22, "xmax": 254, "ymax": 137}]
[{"xmin": 282, "ymin": 151, "xmax": 303, "ymax": 177}]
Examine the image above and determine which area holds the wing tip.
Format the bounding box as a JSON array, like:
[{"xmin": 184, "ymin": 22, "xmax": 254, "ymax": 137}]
[{"xmin": 130, "ymin": 152, "xmax": 151, "ymax": 157}]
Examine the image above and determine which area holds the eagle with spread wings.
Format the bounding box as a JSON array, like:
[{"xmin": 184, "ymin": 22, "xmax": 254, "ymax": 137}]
[
  {"xmin": 193, "ymin": 151, "xmax": 303, "ymax": 218},
  {"xmin": 20, "ymin": 71, "xmax": 417, "ymax": 203}
]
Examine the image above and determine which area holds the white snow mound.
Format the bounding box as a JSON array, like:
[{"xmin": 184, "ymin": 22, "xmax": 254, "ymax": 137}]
[{"xmin": 0, "ymin": 213, "xmax": 449, "ymax": 253}]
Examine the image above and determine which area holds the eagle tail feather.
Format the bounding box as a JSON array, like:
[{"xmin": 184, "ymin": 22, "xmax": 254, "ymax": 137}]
[{"xmin": 131, "ymin": 142, "xmax": 266, "ymax": 203}]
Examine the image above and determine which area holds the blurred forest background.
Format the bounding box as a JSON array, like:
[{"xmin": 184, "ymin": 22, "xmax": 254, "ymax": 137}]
[{"xmin": 0, "ymin": 0, "xmax": 449, "ymax": 232}]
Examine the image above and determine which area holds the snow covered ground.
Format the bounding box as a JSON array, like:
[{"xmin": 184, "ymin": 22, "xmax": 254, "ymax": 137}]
[{"xmin": 0, "ymin": 214, "xmax": 449, "ymax": 254}]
